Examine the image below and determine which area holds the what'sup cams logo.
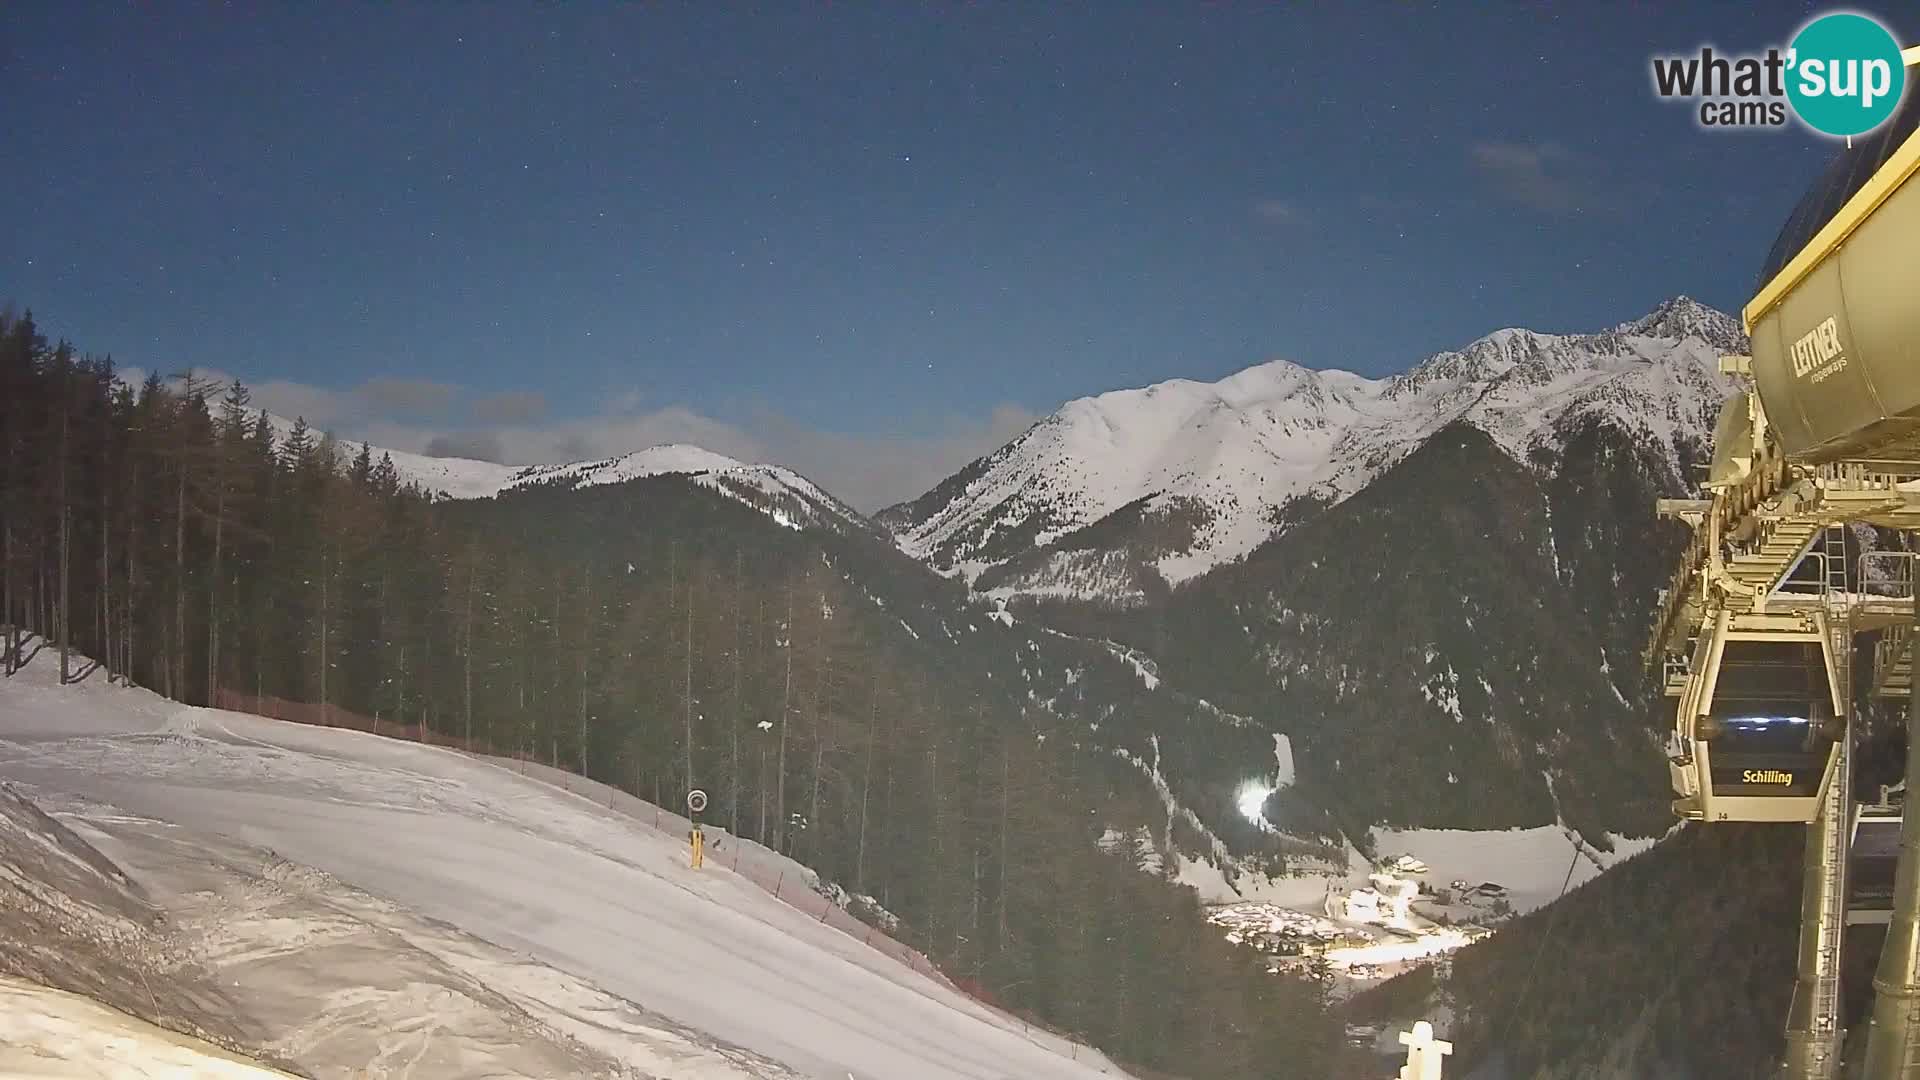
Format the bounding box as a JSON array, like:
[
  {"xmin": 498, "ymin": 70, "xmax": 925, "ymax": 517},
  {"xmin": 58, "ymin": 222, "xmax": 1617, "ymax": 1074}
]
[{"xmin": 1652, "ymin": 11, "xmax": 1908, "ymax": 137}]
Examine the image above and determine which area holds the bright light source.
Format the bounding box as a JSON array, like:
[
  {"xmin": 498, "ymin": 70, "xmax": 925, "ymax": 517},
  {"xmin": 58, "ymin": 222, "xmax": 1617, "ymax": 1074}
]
[
  {"xmin": 1726, "ymin": 714, "xmax": 1811, "ymax": 727},
  {"xmin": 1236, "ymin": 782, "xmax": 1275, "ymax": 824}
]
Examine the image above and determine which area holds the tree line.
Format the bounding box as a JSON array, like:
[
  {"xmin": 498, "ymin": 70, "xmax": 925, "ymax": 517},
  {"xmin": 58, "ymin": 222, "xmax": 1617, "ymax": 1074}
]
[{"xmin": 0, "ymin": 308, "xmax": 1341, "ymax": 1078}]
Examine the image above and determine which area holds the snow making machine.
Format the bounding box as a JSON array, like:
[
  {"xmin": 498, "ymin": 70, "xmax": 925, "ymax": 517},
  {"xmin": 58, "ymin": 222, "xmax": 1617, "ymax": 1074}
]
[{"xmin": 1648, "ymin": 61, "xmax": 1920, "ymax": 1080}]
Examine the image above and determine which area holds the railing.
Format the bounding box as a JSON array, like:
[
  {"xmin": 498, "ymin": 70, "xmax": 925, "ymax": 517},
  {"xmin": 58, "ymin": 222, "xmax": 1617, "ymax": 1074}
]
[
  {"xmin": 1862, "ymin": 551, "xmax": 1919, "ymax": 601},
  {"xmin": 1663, "ymin": 651, "xmax": 1693, "ymax": 689},
  {"xmin": 1816, "ymin": 461, "xmax": 1920, "ymax": 491},
  {"xmin": 1877, "ymin": 625, "xmax": 1913, "ymax": 697},
  {"xmin": 1778, "ymin": 552, "xmax": 1832, "ymax": 596}
]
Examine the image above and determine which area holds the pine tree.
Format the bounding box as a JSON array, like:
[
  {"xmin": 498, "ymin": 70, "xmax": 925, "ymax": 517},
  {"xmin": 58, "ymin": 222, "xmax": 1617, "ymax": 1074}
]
[{"xmin": 0, "ymin": 311, "xmax": 1354, "ymax": 1070}]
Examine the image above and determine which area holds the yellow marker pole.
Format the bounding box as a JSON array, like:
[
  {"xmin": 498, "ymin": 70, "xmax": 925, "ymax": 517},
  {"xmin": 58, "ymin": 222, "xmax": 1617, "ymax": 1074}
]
[{"xmin": 686, "ymin": 788, "xmax": 708, "ymax": 869}]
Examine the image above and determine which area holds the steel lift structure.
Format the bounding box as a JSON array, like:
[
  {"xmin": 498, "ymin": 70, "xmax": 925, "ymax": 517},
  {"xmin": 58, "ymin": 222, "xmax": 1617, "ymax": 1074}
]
[{"xmin": 1646, "ymin": 70, "xmax": 1920, "ymax": 1080}]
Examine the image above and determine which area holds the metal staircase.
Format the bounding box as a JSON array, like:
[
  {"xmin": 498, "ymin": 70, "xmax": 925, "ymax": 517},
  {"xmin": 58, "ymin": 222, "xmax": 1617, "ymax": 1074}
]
[
  {"xmin": 1728, "ymin": 519, "xmax": 1828, "ymax": 596},
  {"xmin": 1877, "ymin": 625, "xmax": 1913, "ymax": 699}
]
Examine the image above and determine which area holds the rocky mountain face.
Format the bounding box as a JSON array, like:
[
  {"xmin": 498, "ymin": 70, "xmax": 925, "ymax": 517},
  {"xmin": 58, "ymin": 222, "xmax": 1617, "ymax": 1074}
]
[
  {"xmin": 336, "ymin": 296, "xmax": 1741, "ymax": 861},
  {"xmin": 873, "ymin": 301, "xmax": 1737, "ymax": 851},
  {"xmin": 881, "ymin": 297, "xmax": 1737, "ymax": 612},
  {"xmin": 386, "ymin": 296, "xmax": 1757, "ymax": 1073}
]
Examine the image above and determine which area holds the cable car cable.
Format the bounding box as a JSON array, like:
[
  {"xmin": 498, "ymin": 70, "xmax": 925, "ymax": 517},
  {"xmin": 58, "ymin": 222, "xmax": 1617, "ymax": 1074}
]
[{"xmin": 1493, "ymin": 845, "xmax": 1583, "ymax": 1054}]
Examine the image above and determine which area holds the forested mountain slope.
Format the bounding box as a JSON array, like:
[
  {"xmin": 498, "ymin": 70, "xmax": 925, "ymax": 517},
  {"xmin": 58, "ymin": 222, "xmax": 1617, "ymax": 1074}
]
[
  {"xmin": 882, "ymin": 299, "xmax": 1732, "ymax": 850},
  {"xmin": 0, "ymin": 309, "xmax": 1339, "ymax": 1078}
]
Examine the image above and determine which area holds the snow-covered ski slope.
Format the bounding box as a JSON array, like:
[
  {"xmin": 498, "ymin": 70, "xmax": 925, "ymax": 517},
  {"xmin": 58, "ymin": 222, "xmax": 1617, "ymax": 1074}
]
[
  {"xmin": 0, "ymin": 657, "xmax": 1129, "ymax": 1080},
  {"xmin": 0, "ymin": 976, "xmax": 300, "ymax": 1079}
]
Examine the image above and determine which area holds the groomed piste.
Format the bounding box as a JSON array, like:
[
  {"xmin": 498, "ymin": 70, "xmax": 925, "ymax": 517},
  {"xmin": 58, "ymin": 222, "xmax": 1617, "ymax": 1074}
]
[{"xmin": 0, "ymin": 642, "xmax": 1130, "ymax": 1080}]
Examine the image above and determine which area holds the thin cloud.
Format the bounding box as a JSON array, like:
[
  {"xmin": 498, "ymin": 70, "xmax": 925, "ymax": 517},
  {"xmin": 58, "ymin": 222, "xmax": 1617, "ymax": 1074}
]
[
  {"xmin": 423, "ymin": 430, "xmax": 509, "ymax": 463},
  {"xmin": 182, "ymin": 368, "xmax": 1038, "ymax": 511},
  {"xmin": 252, "ymin": 378, "xmax": 359, "ymax": 428},
  {"xmin": 470, "ymin": 390, "xmax": 549, "ymax": 425},
  {"xmin": 1468, "ymin": 140, "xmax": 1589, "ymax": 213},
  {"xmin": 359, "ymin": 376, "xmax": 458, "ymax": 417},
  {"xmin": 728, "ymin": 402, "xmax": 1039, "ymax": 512},
  {"xmin": 1252, "ymin": 198, "xmax": 1307, "ymax": 226}
]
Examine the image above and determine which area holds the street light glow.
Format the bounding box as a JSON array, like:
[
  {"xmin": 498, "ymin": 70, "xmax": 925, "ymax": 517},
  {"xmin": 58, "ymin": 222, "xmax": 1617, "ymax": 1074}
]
[{"xmin": 1237, "ymin": 781, "xmax": 1275, "ymax": 825}]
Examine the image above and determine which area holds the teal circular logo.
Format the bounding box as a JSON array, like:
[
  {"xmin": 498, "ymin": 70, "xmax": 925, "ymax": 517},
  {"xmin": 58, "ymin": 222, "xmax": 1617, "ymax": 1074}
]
[{"xmin": 1786, "ymin": 13, "xmax": 1906, "ymax": 137}]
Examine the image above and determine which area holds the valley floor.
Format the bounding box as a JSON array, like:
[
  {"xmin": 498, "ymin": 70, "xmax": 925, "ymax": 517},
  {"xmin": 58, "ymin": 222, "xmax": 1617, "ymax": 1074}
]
[
  {"xmin": 1174, "ymin": 812, "xmax": 1659, "ymax": 996},
  {"xmin": 0, "ymin": 646, "xmax": 1129, "ymax": 1080}
]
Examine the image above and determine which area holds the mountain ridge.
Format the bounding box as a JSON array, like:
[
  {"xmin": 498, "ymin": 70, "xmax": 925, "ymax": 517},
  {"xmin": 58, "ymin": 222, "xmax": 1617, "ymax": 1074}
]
[
  {"xmin": 881, "ymin": 296, "xmax": 1740, "ymax": 603},
  {"xmin": 244, "ymin": 410, "xmax": 871, "ymax": 536}
]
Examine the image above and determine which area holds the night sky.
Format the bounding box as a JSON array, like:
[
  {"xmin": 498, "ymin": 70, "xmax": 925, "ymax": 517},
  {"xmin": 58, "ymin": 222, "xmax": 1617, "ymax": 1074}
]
[{"xmin": 3, "ymin": 3, "xmax": 1910, "ymax": 506}]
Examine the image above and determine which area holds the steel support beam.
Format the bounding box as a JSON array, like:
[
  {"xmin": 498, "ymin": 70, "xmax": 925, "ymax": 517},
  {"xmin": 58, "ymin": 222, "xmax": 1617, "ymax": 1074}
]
[
  {"xmin": 1784, "ymin": 732, "xmax": 1850, "ymax": 1079},
  {"xmin": 1863, "ymin": 585, "xmax": 1920, "ymax": 1079}
]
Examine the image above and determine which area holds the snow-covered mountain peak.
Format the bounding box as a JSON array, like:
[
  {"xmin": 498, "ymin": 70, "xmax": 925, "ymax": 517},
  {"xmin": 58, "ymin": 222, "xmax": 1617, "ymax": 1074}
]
[
  {"xmin": 885, "ymin": 300, "xmax": 1742, "ymax": 598},
  {"xmin": 242, "ymin": 410, "xmax": 858, "ymax": 534},
  {"xmin": 1210, "ymin": 357, "xmax": 1365, "ymax": 407},
  {"xmin": 1617, "ymin": 295, "xmax": 1746, "ymax": 353},
  {"xmin": 504, "ymin": 443, "xmax": 748, "ymax": 489},
  {"xmin": 1385, "ymin": 327, "xmax": 1564, "ymax": 399},
  {"xmin": 461, "ymin": 443, "xmax": 862, "ymax": 533}
]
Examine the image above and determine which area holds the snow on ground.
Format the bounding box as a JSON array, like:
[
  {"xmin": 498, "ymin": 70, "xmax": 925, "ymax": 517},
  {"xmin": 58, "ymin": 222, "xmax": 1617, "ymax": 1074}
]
[
  {"xmin": 253, "ymin": 411, "xmax": 520, "ymax": 499},
  {"xmin": 1184, "ymin": 820, "xmax": 1663, "ymax": 992},
  {"xmin": 250, "ymin": 406, "xmax": 858, "ymax": 533},
  {"xmin": 1320, "ymin": 926, "xmax": 1475, "ymax": 971},
  {"xmin": 1172, "ymin": 852, "xmax": 1353, "ymax": 909},
  {"xmin": 0, "ymin": 976, "xmax": 299, "ymax": 1079},
  {"xmin": 0, "ymin": 707, "xmax": 790, "ymax": 1078},
  {"xmin": 508, "ymin": 447, "xmax": 863, "ymax": 533},
  {"xmin": 505, "ymin": 449, "xmax": 864, "ymax": 534},
  {"xmin": 0, "ymin": 652, "xmax": 1129, "ymax": 1080},
  {"xmin": 508, "ymin": 444, "xmax": 748, "ymax": 488},
  {"xmin": 1272, "ymin": 733, "xmax": 1295, "ymax": 787},
  {"xmin": 105, "ymin": 810, "xmax": 784, "ymax": 1078},
  {"xmin": 1367, "ymin": 825, "xmax": 1651, "ymax": 914},
  {"xmin": 361, "ymin": 446, "xmax": 522, "ymax": 499},
  {"xmin": 1099, "ymin": 639, "xmax": 1161, "ymax": 690},
  {"xmin": 888, "ymin": 298, "xmax": 1737, "ymax": 594}
]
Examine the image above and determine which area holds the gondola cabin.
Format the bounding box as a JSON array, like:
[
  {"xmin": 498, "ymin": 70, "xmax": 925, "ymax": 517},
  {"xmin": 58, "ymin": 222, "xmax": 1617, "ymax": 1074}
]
[{"xmin": 1670, "ymin": 610, "xmax": 1845, "ymax": 823}]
